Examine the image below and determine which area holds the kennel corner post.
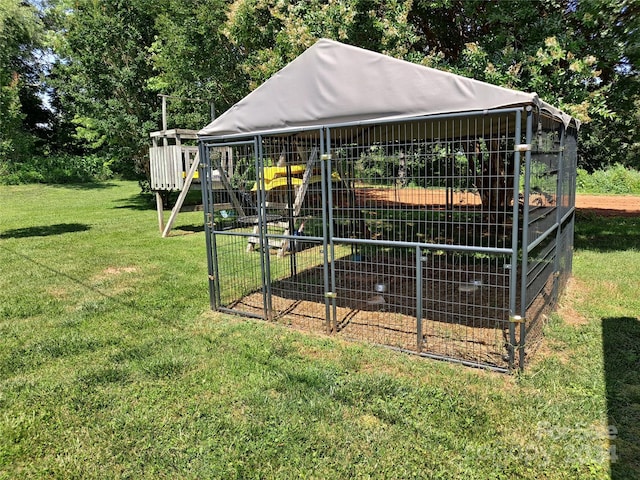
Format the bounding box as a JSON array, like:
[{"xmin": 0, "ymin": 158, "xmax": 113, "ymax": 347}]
[
  {"xmin": 324, "ymin": 128, "xmax": 338, "ymax": 333},
  {"xmin": 200, "ymin": 139, "xmax": 220, "ymax": 311},
  {"xmin": 319, "ymin": 129, "xmax": 334, "ymax": 334},
  {"xmin": 507, "ymin": 108, "xmax": 524, "ymax": 370},
  {"xmin": 255, "ymin": 135, "xmax": 274, "ymax": 321},
  {"xmin": 517, "ymin": 107, "xmax": 535, "ymax": 370}
]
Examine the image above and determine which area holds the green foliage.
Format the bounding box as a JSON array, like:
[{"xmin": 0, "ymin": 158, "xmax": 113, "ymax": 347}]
[
  {"xmin": 0, "ymin": 0, "xmax": 42, "ymax": 164},
  {"xmin": 221, "ymin": 0, "xmax": 635, "ymax": 171},
  {"xmin": 579, "ymin": 78, "xmax": 640, "ymax": 170},
  {"xmin": 49, "ymin": 0, "xmax": 159, "ymax": 176},
  {"xmin": 147, "ymin": 0, "xmax": 247, "ymax": 125},
  {"xmin": 0, "ymin": 154, "xmax": 113, "ymax": 185},
  {"xmin": 451, "ymin": 34, "xmax": 612, "ymax": 126},
  {"xmin": 224, "ymin": 0, "xmax": 419, "ymax": 89},
  {"xmin": 577, "ymin": 164, "xmax": 640, "ymax": 194},
  {"xmin": 353, "ymin": 142, "xmax": 483, "ymax": 192},
  {"xmin": 5, "ymin": 0, "xmax": 637, "ymax": 181}
]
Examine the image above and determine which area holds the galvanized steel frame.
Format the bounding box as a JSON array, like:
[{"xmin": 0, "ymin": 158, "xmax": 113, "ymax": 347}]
[{"xmin": 200, "ymin": 107, "xmax": 576, "ymax": 371}]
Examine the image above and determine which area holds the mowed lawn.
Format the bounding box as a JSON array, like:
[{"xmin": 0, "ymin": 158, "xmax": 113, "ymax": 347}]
[{"xmin": 0, "ymin": 181, "xmax": 638, "ymax": 479}]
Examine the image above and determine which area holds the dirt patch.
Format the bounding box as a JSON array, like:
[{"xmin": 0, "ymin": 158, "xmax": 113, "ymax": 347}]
[
  {"xmin": 91, "ymin": 266, "xmax": 139, "ymax": 286},
  {"xmin": 228, "ymin": 253, "xmax": 527, "ymax": 370},
  {"xmin": 357, "ymin": 188, "xmax": 640, "ymax": 217},
  {"xmin": 557, "ymin": 277, "xmax": 590, "ymax": 327},
  {"xmin": 47, "ymin": 287, "xmax": 69, "ymax": 299},
  {"xmin": 218, "ymin": 189, "xmax": 628, "ymax": 370},
  {"xmin": 575, "ymin": 195, "xmax": 640, "ymax": 217},
  {"xmin": 102, "ymin": 266, "xmax": 138, "ymax": 275},
  {"xmin": 359, "ymin": 188, "xmax": 481, "ymax": 208},
  {"xmin": 237, "ymin": 290, "xmax": 510, "ymax": 368}
]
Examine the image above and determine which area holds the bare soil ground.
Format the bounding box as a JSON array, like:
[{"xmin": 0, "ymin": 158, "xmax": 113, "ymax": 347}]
[
  {"xmin": 575, "ymin": 194, "xmax": 640, "ymax": 217},
  {"xmin": 360, "ymin": 188, "xmax": 640, "ymax": 216}
]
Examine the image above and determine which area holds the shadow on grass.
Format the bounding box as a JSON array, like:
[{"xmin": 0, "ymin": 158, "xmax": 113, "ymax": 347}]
[
  {"xmin": 574, "ymin": 212, "xmax": 640, "ymax": 252},
  {"xmin": 0, "ymin": 223, "xmax": 90, "ymax": 239},
  {"xmin": 50, "ymin": 182, "xmax": 119, "ymax": 190},
  {"xmin": 114, "ymin": 193, "xmax": 157, "ymax": 211},
  {"xmin": 174, "ymin": 224, "xmax": 204, "ymax": 234},
  {"xmin": 602, "ymin": 316, "xmax": 640, "ymax": 479},
  {"xmin": 114, "ymin": 189, "xmax": 206, "ymax": 216}
]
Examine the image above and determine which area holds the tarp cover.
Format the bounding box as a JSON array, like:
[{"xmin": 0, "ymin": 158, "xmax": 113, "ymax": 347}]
[{"xmin": 199, "ymin": 39, "xmax": 576, "ymax": 138}]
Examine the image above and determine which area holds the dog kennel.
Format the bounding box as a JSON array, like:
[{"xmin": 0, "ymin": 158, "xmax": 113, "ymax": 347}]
[{"xmin": 197, "ymin": 39, "xmax": 579, "ymax": 371}]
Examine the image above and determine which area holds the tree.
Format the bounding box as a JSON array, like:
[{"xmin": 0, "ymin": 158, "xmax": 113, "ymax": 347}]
[
  {"xmin": 48, "ymin": 0, "xmax": 249, "ymax": 176},
  {"xmin": 222, "ymin": 0, "xmax": 627, "ymax": 169},
  {"xmin": 224, "ymin": 0, "xmax": 419, "ymax": 89},
  {"xmin": 0, "ymin": 0, "xmax": 43, "ymax": 164},
  {"xmin": 39, "ymin": 0, "xmax": 640, "ymax": 176},
  {"xmin": 147, "ymin": 0, "xmax": 247, "ymax": 128},
  {"xmin": 406, "ymin": 0, "xmax": 639, "ymax": 169},
  {"xmin": 568, "ymin": 0, "xmax": 640, "ymax": 169},
  {"xmin": 49, "ymin": 0, "xmax": 159, "ymax": 176}
]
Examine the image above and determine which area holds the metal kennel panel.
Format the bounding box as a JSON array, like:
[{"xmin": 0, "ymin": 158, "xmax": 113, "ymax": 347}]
[
  {"xmin": 255, "ymin": 133, "xmax": 333, "ymax": 332},
  {"xmin": 553, "ymin": 126, "xmax": 577, "ymax": 304},
  {"xmin": 326, "ymin": 113, "xmax": 522, "ymax": 251},
  {"xmin": 327, "ymin": 241, "xmax": 422, "ymax": 351},
  {"xmin": 324, "ymin": 111, "xmax": 522, "ymax": 370},
  {"xmin": 200, "ymin": 107, "xmax": 576, "ymax": 371},
  {"xmin": 202, "ymin": 139, "xmax": 272, "ymax": 319},
  {"xmin": 557, "ymin": 215, "xmax": 575, "ymax": 290},
  {"xmin": 517, "ymin": 115, "xmax": 577, "ymax": 367}
]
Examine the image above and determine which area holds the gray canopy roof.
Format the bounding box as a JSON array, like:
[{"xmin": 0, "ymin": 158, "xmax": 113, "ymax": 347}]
[{"xmin": 199, "ymin": 39, "xmax": 577, "ymax": 138}]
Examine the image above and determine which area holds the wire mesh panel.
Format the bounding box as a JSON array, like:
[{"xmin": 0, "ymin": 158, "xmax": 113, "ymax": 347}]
[
  {"xmin": 518, "ymin": 116, "xmax": 577, "ymax": 366},
  {"xmin": 557, "ymin": 216, "xmax": 575, "ymax": 290},
  {"xmin": 212, "ymin": 233, "xmax": 266, "ymax": 315},
  {"xmin": 560, "ymin": 128, "xmax": 578, "ymax": 218},
  {"xmin": 420, "ymin": 251, "xmax": 512, "ymax": 367},
  {"xmin": 204, "ymin": 141, "xmax": 269, "ymax": 318},
  {"xmin": 253, "ymin": 134, "xmax": 332, "ymax": 330},
  {"xmin": 525, "ymin": 115, "xmax": 562, "ymax": 247},
  {"xmin": 325, "ymin": 115, "xmax": 519, "ymax": 368},
  {"xmin": 329, "ymin": 243, "xmax": 420, "ymax": 350},
  {"xmin": 328, "ymin": 115, "xmax": 520, "ymax": 251},
  {"xmin": 201, "ymin": 108, "xmax": 576, "ymax": 371}
]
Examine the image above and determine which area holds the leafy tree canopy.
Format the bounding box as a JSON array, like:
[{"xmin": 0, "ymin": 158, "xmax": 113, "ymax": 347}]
[
  {"xmin": 6, "ymin": 0, "xmax": 639, "ymax": 174},
  {"xmin": 0, "ymin": 0, "xmax": 43, "ymax": 164}
]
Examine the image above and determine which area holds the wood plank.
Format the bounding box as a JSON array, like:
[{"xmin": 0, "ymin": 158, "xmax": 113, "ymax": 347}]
[
  {"xmin": 178, "ymin": 204, "xmax": 205, "ymax": 212},
  {"xmin": 149, "ymin": 128, "xmax": 198, "ymax": 139},
  {"xmin": 155, "ymin": 191, "xmax": 165, "ymax": 233},
  {"xmin": 264, "ymin": 202, "xmax": 288, "ymax": 210},
  {"xmin": 162, "ymin": 151, "xmax": 200, "ymax": 237},
  {"xmin": 293, "ymin": 147, "xmax": 318, "ymax": 217},
  {"xmin": 214, "ymin": 203, "xmax": 233, "ymax": 211},
  {"xmin": 211, "ymin": 153, "xmax": 245, "ymax": 217}
]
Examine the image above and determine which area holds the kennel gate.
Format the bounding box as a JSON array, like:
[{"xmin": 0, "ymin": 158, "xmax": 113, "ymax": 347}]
[{"xmin": 200, "ymin": 107, "xmax": 577, "ymax": 372}]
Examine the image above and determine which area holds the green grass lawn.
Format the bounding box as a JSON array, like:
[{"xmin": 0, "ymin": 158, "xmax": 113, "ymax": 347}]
[{"xmin": 0, "ymin": 181, "xmax": 638, "ymax": 479}]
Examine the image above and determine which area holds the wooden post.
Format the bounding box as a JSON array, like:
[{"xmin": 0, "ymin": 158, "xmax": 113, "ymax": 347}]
[
  {"xmin": 161, "ymin": 95, "xmax": 167, "ymax": 132},
  {"xmin": 162, "ymin": 152, "xmax": 200, "ymax": 238},
  {"xmin": 155, "ymin": 191, "xmax": 165, "ymax": 233},
  {"xmin": 292, "ymin": 147, "xmax": 318, "ymax": 217}
]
